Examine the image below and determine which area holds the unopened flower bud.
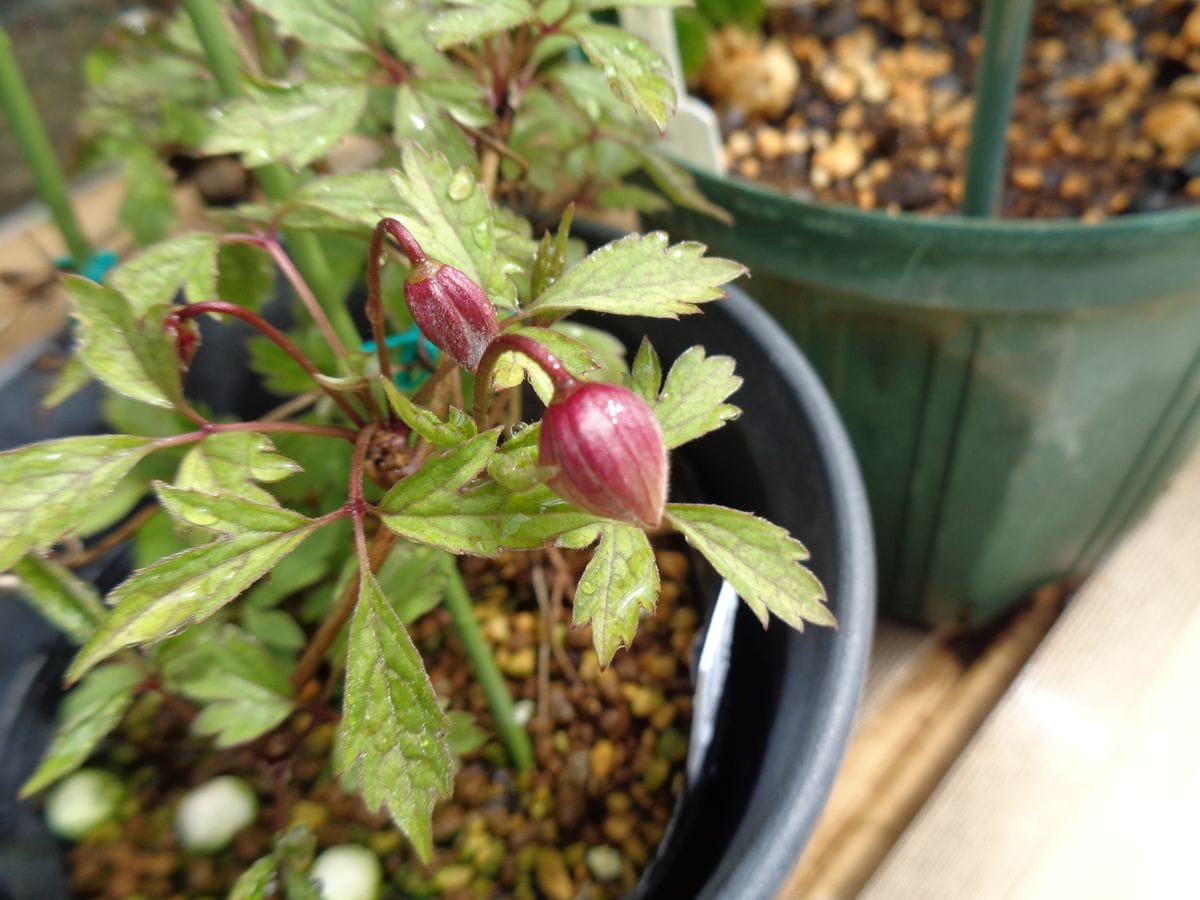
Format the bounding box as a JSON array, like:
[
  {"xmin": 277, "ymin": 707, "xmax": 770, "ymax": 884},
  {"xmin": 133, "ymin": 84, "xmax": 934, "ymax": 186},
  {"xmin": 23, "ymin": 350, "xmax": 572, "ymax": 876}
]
[
  {"xmin": 164, "ymin": 312, "xmax": 200, "ymax": 369},
  {"xmin": 539, "ymin": 382, "xmax": 668, "ymax": 528},
  {"xmin": 404, "ymin": 260, "xmax": 498, "ymax": 372}
]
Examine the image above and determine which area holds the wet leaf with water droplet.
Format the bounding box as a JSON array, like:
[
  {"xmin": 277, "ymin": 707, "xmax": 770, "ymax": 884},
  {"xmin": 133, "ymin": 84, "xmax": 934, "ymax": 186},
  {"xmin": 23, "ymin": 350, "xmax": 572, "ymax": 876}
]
[
  {"xmin": 427, "ymin": 0, "xmax": 536, "ymax": 50},
  {"xmin": 566, "ymin": 522, "xmax": 658, "ymax": 666},
  {"xmin": 336, "ymin": 570, "xmax": 453, "ymax": 862},
  {"xmin": 523, "ymin": 231, "xmax": 745, "ymax": 318},
  {"xmin": 66, "ymin": 517, "xmax": 324, "ymax": 683},
  {"xmin": 0, "ymin": 434, "xmax": 157, "ymax": 571},
  {"xmin": 204, "ymin": 82, "xmax": 368, "ymax": 170},
  {"xmin": 568, "ymin": 23, "xmax": 676, "ymax": 132}
]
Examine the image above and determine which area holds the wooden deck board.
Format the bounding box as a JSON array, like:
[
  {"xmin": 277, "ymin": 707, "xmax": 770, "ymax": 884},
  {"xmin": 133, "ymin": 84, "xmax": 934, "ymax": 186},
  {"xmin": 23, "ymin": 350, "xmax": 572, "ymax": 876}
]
[{"xmin": 861, "ymin": 443, "xmax": 1200, "ymax": 900}]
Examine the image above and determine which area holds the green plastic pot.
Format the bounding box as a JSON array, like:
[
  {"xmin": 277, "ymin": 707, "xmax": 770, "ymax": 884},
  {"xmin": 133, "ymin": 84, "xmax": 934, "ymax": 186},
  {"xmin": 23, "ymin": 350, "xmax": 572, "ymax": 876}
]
[{"xmin": 652, "ymin": 168, "xmax": 1200, "ymax": 626}]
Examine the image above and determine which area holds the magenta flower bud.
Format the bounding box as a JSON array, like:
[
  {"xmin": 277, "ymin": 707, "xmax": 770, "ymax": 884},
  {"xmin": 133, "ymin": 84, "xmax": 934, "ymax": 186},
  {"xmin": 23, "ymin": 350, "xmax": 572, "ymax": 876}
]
[
  {"xmin": 404, "ymin": 260, "xmax": 499, "ymax": 372},
  {"xmin": 539, "ymin": 382, "xmax": 668, "ymax": 529}
]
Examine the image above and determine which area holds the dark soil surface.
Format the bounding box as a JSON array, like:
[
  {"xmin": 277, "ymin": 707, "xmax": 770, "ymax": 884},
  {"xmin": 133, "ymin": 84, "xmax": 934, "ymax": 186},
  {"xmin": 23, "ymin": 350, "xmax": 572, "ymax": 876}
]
[
  {"xmin": 66, "ymin": 546, "xmax": 698, "ymax": 899},
  {"xmin": 700, "ymin": 0, "xmax": 1200, "ymax": 219}
]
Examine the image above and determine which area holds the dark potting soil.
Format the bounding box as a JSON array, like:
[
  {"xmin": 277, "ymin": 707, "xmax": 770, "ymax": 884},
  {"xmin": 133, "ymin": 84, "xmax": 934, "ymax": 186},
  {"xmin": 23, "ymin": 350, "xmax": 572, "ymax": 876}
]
[
  {"xmin": 700, "ymin": 0, "xmax": 1200, "ymax": 219},
  {"xmin": 64, "ymin": 544, "xmax": 697, "ymax": 899}
]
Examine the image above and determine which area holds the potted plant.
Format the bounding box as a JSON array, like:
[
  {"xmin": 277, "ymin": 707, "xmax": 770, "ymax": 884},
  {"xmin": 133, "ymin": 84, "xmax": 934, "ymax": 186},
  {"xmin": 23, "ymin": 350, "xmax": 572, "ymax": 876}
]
[
  {"xmin": 651, "ymin": 0, "xmax": 1200, "ymax": 626},
  {"xmin": 0, "ymin": 2, "xmax": 874, "ymax": 896}
]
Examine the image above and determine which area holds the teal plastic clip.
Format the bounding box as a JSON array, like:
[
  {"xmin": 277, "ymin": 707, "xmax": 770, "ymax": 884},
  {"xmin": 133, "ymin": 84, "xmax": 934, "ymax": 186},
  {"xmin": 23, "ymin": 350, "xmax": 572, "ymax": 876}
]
[
  {"xmin": 362, "ymin": 326, "xmax": 440, "ymax": 389},
  {"xmin": 55, "ymin": 250, "xmax": 119, "ymax": 283}
]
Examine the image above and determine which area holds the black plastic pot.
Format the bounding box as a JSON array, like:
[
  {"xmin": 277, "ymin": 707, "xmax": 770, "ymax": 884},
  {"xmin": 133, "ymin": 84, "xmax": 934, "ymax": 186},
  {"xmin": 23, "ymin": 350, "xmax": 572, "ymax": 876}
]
[{"xmin": 0, "ymin": 286, "xmax": 874, "ymax": 898}]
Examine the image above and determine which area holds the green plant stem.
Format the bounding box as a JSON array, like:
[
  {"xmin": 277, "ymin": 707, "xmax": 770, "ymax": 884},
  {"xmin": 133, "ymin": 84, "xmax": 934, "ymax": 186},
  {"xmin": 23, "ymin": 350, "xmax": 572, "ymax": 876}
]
[
  {"xmin": 0, "ymin": 26, "xmax": 90, "ymax": 267},
  {"xmin": 180, "ymin": 0, "xmax": 358, "ymax": 348},
  {"xmin": 961, "ymin": 0, "xmax": 1036, "ymax": 217},
  {"xmin": 437, "ymin": 553, "xmax": 534, "ymax": 772}
]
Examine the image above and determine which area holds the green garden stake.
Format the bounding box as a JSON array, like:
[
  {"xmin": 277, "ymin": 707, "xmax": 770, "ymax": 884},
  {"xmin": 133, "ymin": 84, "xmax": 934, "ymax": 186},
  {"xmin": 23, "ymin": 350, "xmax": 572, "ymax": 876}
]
[
  {"xmin": 961, "ymin": 0, "xmax": 1036, "ymax": 217},
  {"xmin": 0, "ymin": 25, "xmax": 91, "ymax": 269}
]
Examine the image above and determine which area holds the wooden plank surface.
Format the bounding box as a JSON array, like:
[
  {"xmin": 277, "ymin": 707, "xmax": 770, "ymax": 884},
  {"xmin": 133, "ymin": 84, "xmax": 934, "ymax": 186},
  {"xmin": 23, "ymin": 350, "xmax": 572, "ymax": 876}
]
[
  {"xmin": 783, "ymin": 593, "xmax": 1062, "ymax": 898},
  {"xmin": 861, "ymin": 442, "xmax": 1200, "ymax": 899}
]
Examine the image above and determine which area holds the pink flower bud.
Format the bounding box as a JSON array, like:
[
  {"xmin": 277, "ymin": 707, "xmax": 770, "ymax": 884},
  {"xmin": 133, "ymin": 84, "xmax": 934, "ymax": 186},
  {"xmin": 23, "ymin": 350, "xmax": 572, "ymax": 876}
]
[
  {"xmin": 539, "ymin": 382, "xmax": 668, "ymax": 529},
  {"xmin": 404, "ymin": 260, "xmax": 499, "ymax": 372}
]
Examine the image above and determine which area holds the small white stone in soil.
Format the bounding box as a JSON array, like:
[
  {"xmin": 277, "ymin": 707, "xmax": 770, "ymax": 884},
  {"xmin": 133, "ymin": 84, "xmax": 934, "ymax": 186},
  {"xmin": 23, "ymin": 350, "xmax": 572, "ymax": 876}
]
[
  {"xmin": 174, "ymin": 775, "xmax": 257, "ymax": 854},
  {"xmin": 311, "ymin": 844, "xmax": 382, "ymax": 900},
  {"xmin": 512, "ymin": 698, "xmax": 536, "ymax": 727},
  {"xmin": 585, "ymin": 845, "xmax": 624, "ymax": 883},
  {"xmin": 45, "ymin": 768, "xmax": 124, "ymax": 840}
]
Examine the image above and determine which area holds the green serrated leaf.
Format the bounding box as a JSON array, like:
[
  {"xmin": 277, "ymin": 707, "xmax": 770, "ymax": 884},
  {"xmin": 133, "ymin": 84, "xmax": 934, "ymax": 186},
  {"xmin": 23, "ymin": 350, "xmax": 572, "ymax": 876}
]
[
  {"xmin": 243, "ymin": 605, "xmax": 308, "ymax": 650},
  {"xmin": 665, "ymin": 504, "xmax": 834, "ymax": 631},
  {"xmin": 630, "ymin": 337, "xmax": 662, "ymax": 401},
  {"xmin": 651, "ymin": 346, "xmax": 742, "ymax": 448},
  {"xmin": 530, "ymin": 204, "xmax": 574, "ymax": 301},
  {"xmin": 335, "ymin": 571, "xmax": 454, "ymax": 862},
  {"xmin": 490, "ymin": 327, "xmax": 599, "ymax": 404},
  {"xmin": 569, "ymin": 23, "xmax": 675, "ymax": 131},
  {"xmin": 205, "ymin": 82, "xmax": 369, "ymax": 170},
  {"xmin": 0, "ymin": 434, "xmax": 157, "ymax": 571},
  {"xmin": 380, "ymin": 5, "xmax": 451, "ymax": 74},
  {"xmin": 570, "ymin": 523, "xmax": 658, "ymax": 666},
  {"xmin": 20, "ymin": 664, "xmax": 141, "ymax": 796},
  {"xmin": 381, "ymin": 380, "xmax": 476, "ymax": 447},
  {"xmin": 11, "ymin": 554, "xmax": 107, "ymax": 645},
  {"xmin": 388, "ymin": 143, "xmax": 518, "ymax": 307},
  {"xmin": 67, "ymin": 521, "xmax": 322, "ymax": 682},
  {"xmin": 162, "ymin": 624, "xmax": 294, "ymax": 748},
  {"xmin": 393, "ymin": 83, "xmax": 477, "ymax": 173},
  {"xmin": 523, "ymin": 232, "xmax": 745, "ymax": 318},
  {"xmin": 554, "ymin": 321, "xmax": 628, "ymax": 382},
  {"xmin": 253, "ymin": 0, "xmax": 372, "ymax": 51},
  {"xmin": 66, "ymin": 277, "xmax": 181, "ymax": 408},
  {"xmin": 217, "ymin": 241, "xmax": 276, "ymax": 311},
  {"xmin": 133, "ymin": 508, "xmax": 189, "ymax": 568},
  {"xmin": 75, "ymin": 477, "xmax": 148, "ymax": 540},
  {"xmin": 594, "ymin": 182, "xmax": 670, "ymax": 214},
  {"xmin": 486, "ymin": 424, "xmax": 551, "ymax": 493},
  {"xmin": 119, "ymin": 146, "xmax": 177, "ymax": 246},
  {"xmin": 176, "ymin": 432, "xmax": 301, "ymax": 505},
  {"xmin": 285, "ymin": 170, "xmax": 400, "ymax": 232},
  {"xmin": 156, "ymin": 483, "xmax": 311, "ymax": 536},
  {"xmin": 42, "ymin": 355, "xmax": 94, "ymax": 410},
  {"xmin": 379, "ymin": 430, "xmax": 499, "ymax": 542},
  {"xmin": 110, "ymin": 232, "xmax": 218, "ymax": 314},
  {"xmin": 383, "ymin": 480, "xmax": 596, "ymax": 557},
  {"xmin": 247, "ymin": 521, "xmax": 345, "ymax": 607},
  {"xmin": 428, "ymin": 0, "xmax": 536, "ymax": 49},
  {"xmin": 627, "ymin": 144, "xmax": 733, "ymax": 224},
  {"xmin": 229, "ymin": 856, "xmax": 277, "ymax": 900},
  {"xmin": 697, "ymin": 0, "xmax": 766, "ymax": 30},
  {"xmin": 445, "ymin": 710, "xmax": 488, "ymax": 755},
  {"xmin": 577, "ymin": 0, "xmax": 689, "ymax": 7},
  {"xmin": 376, "ymin": 543, "xmax": 446, "ymax": 624}
]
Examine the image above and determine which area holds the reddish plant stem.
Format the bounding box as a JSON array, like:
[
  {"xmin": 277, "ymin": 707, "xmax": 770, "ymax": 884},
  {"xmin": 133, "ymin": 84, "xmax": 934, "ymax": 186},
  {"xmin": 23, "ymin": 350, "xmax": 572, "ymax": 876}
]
[
  {"xmin": 367, "ymin": 219, "xmax": 424, "ymax": 389},
  {"xmin": 473, "ymin": 332, "xmax": 580, "ymax": 424},
  {"xmin": 172, "ymin": 301, "xmax": 366, "ymax": 426},
  {"xmin": 291, "ymin": 426, "xmax": 396, "ymax": 691},
  {"xmin": 229, "ymin": 233, "xmax": 350, "ymax": 361}
]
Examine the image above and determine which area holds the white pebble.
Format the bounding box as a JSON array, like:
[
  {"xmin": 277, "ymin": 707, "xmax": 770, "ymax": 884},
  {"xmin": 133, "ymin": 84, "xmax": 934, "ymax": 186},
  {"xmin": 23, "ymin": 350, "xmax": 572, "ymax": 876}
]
[
  {"xmin": 585, "ymin": 845, "xmax": 624, "ymax": 882},
  {"xmin": 45, "ymin": 769, "xmax": 124, "ymax": 839},
  {"xmin": 311, "ymin": 844, "xmax": 382, "ymax": 900},
  {"xmin": 174, "ymin": 775, "xmax": 258, "ymax": 853}
]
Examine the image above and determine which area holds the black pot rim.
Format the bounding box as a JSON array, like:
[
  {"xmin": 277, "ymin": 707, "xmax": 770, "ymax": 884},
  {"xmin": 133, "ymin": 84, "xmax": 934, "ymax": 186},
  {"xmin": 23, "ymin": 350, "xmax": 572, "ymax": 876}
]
[{"xmin": 692, "ymin": 287, "xmax": 875, "ymax": 898}]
